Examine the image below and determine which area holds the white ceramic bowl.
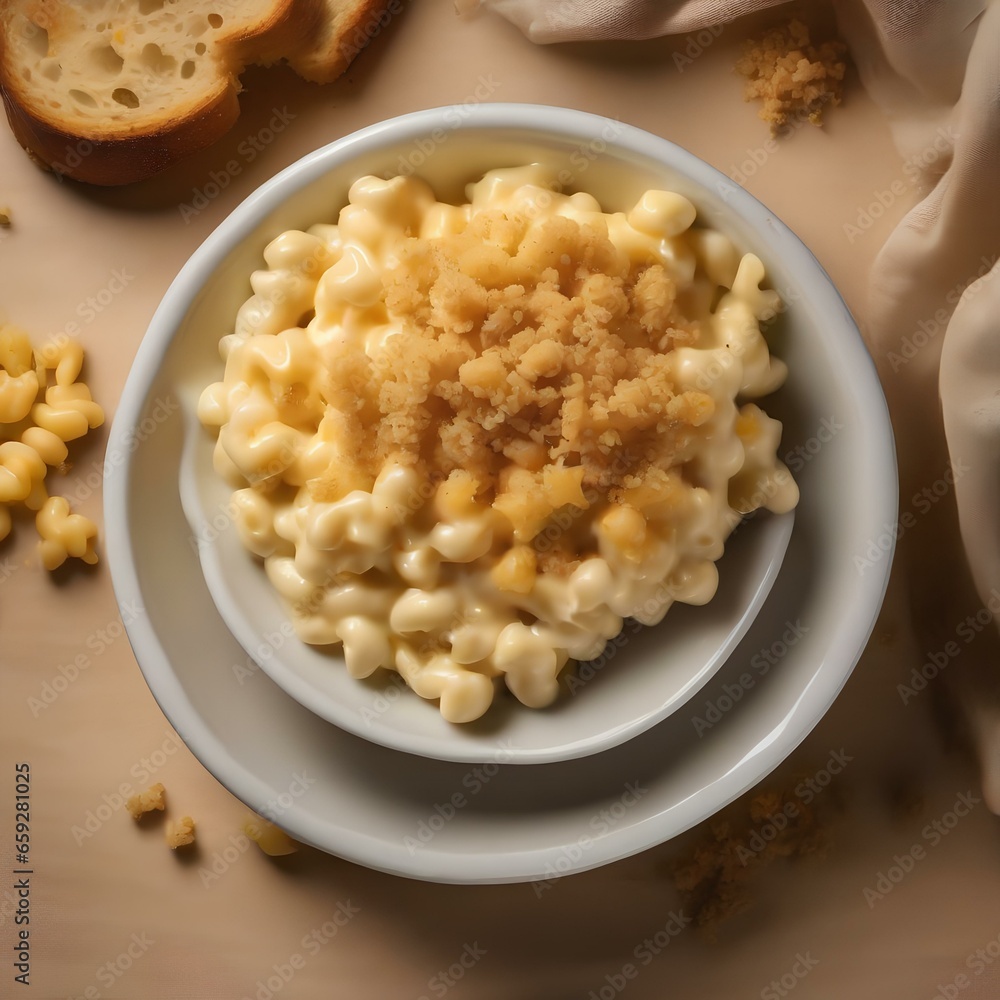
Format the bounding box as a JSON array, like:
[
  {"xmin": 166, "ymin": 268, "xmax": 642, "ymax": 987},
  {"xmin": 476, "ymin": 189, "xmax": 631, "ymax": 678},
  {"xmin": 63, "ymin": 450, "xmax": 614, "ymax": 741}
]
[
  {"xmin": 173, "ymin": 105, "xmax": 797, "ymax": 763},
  {"xmin": 105, "ymin": 105, "xmax": 896, "ymax": 880}
]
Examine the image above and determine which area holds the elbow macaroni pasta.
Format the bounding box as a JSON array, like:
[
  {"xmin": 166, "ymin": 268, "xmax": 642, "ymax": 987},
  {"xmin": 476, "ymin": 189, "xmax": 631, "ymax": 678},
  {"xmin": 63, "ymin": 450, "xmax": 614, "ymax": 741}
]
[
  {"xmin": 0, "ymin": 324, "xmax": 103, "ymax": 569},
  {"xmin": 200, "ymin": 165, "xmax": 798, "ymax": 723}
]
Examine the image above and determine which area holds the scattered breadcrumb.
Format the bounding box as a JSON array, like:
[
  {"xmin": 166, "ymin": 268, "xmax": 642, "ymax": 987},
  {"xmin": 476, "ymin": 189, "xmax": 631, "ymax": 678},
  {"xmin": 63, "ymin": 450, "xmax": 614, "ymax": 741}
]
[
  {"xmin": 165, "ymin": 816, "xmax": 196, "ymax": 849},
  {"xmin": 0, "ymin": 207, "xmax": 11, "ymax": 227},
  {"xmin": 126, "ymin": 782, "xmax": 166, "ymax": 820},
  {"xmin": 243, "ymin": 815, "xmax": 298, "ymax": 857},
  {"xmin": 735, "ymin": 18, "xmax": 847, "ymax": 135},
  {"xmin": 669, "ymin": 784, "xmax": 828, "ymax": 937},
  {"xmin": 887, "ymin": 776, "xmax": 925, "ymax": 824}
]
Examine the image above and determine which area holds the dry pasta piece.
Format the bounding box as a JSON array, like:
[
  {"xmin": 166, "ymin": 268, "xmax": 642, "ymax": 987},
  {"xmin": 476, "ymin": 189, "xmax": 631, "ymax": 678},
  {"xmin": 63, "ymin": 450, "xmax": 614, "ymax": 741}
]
[
  {"xmin": 0, "ymin": 440, "xmax": 47, "ymax": 507},
  {"xmin": 35, "ymin": 496, "xmax": 98, "ymax": 570},
  {"xmin": 0, "ymin": 323, "xmax": 104, "ymax": 569},
  {"xmin": 243, "ymin": 815, "xmax": 298, "ymax": 856}
]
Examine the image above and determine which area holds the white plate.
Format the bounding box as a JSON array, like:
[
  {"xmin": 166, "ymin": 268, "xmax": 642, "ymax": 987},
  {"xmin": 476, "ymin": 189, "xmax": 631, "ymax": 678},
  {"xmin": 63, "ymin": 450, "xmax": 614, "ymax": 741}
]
[{"xmin": 105, "ymin": 105, "xmax": 896, "ymax": 882}]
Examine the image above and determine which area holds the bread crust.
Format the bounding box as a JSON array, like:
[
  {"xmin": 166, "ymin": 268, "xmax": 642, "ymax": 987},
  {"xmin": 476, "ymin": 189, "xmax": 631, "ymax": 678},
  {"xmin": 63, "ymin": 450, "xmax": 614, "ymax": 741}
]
[
  {"xmin": 0, "ymin": 80, "xmax": 240, "ymax": 185},
  {"xmin": 0, "ymin": 0, "xmax": 389, "ymax": 185},
  {"xmin": 289, "ymin": 0, "xmax": 397, "ymax": 84}
]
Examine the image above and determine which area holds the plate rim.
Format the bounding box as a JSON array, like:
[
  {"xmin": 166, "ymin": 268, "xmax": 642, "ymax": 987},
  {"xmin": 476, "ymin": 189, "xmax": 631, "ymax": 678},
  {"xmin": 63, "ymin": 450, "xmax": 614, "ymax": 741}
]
[{"xmin": 104, "ymin": 102, "xmax": 897, "ymax": 883}]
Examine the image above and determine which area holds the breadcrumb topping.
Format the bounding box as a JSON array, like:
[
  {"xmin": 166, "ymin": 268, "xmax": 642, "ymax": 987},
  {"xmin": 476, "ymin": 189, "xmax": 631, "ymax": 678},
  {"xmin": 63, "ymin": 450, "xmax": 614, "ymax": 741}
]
[
  {"xmin": 736, "ymin": 18, "xmax": 847, "ymax": 134},
  {"xmin": 315, "ymin": 210, "xmax": 713, "ymax": 571}
]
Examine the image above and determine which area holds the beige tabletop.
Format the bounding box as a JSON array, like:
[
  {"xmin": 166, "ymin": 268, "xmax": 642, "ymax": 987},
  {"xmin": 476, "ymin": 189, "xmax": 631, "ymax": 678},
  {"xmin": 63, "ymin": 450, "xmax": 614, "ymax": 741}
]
[{"xmin": 3, "ymin": 2, "xmax": 1000, "ymax": 998}]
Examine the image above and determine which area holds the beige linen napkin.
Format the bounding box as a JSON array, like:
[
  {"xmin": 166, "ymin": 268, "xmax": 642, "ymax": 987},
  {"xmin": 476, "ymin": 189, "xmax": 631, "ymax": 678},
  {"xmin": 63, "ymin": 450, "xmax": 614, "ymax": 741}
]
[{"xmin": 465, "ymin": 0, "xmax": 1000, "ymax": 805}]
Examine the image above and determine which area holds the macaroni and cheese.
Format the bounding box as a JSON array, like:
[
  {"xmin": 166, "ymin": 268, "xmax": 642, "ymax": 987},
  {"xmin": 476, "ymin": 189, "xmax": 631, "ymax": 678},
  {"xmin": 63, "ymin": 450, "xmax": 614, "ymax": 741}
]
[{"xmin": 199, "ymin": 165, "xmax": 798, "ymax": 723}]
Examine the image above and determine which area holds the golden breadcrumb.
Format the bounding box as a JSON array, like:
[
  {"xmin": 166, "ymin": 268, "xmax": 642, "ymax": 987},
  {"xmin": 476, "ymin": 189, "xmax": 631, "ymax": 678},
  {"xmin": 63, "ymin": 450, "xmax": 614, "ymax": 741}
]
[
  {"xmin": 315, "ymin": 211, "xmax": 712, "ymax": 573},
  {"xmin": 669, "ymin": 785, "xmax": 828, "ymax": 936},
  {"xmin": 736, "ymin": 18, "xmax": 847, "ymax": 135},
  {"xmin": 125, "ymin": 782, "xmax": 166, "ymax": 820},
  {"xmin": 165, "ymin": 816, "xmax": 196, "ymax": 849},
  {"xmin": 0, "ymin": 208, "xmax": 10, "ymax": 227}
]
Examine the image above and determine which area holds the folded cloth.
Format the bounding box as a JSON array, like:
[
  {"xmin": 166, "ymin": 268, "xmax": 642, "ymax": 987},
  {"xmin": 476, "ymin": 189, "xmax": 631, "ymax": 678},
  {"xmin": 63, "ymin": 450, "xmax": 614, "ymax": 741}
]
[
  {"xmin": 458, "ymin": 0, "xmax": 789, "ymax": 41},
  {"xmin": 469, "ymin": 0, "xmax": 1000, "ymax": 804}
]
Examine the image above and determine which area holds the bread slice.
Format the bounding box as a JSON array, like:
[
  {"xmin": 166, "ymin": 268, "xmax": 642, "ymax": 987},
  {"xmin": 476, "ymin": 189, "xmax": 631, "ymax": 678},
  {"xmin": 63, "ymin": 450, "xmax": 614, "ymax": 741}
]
[
  {"xmin": 287, "ymin": 0, "xmax": 398, "ymax": 84},
  {"xmin": 0, "ymin": 0, "xmax": 388, "ymax": 185}
]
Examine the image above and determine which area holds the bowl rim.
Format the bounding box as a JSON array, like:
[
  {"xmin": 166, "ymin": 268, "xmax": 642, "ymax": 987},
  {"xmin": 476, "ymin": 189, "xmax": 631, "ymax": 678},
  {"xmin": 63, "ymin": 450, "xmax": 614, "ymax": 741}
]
[{"xmin": 105, "ymin": 102, "xmax": 897, "ymax": 882}]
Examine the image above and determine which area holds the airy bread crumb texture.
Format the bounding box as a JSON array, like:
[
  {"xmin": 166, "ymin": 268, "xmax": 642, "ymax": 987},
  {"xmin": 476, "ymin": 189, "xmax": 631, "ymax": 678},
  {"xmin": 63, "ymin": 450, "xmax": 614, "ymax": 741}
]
[
  {"xmin": 165, "ymin": 815, "xmax": 196, "ymax": 849},
  {"xmin": 735, "ymin": 18, "xmax": 847, "ymax": 135},
  {"xmin": 126, "ymin": 782, "xmax": 166, "ymax": 820},
  {"xmin": 320, "ymin": 211, "xmax": 711, "ymax": 572},
  {"xmin": 0, "ymin": 0, "xmax": 391, "ymax": 183}
]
